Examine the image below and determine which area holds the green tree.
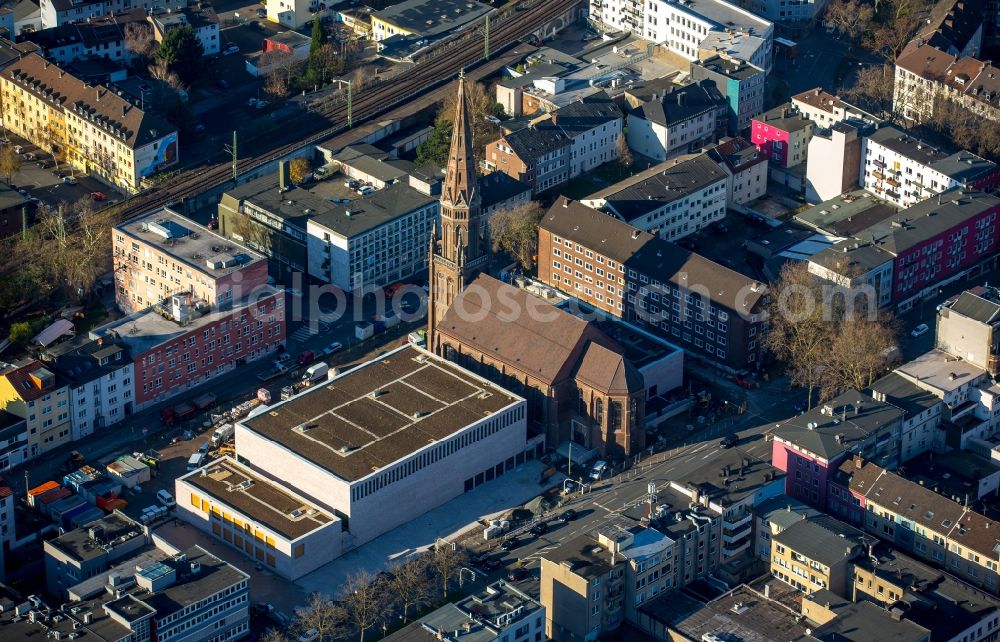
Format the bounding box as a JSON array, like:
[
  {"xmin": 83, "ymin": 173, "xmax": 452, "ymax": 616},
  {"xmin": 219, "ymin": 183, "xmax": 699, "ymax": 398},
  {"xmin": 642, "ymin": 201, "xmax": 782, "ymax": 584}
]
[
  {"xmin": 8, "ymin": 321, "xmax": 33, "ymax": 346},
  {"xmin": 155, "ymin": 25, "xmax": 204, "ymax": 84},
  {"xmin": 415, "ymin": 120, "xmax": 453, "ymax": 167},
  {"xmin": 310, "ymin": 18, "xmax": 324, "ymax": 56}
]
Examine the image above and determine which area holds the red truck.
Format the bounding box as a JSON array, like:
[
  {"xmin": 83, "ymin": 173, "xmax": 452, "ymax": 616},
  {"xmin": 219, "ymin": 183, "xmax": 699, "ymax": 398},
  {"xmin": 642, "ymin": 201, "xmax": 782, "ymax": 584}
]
[{"xmin": 160, "ymin": 393, "xmax": 217, "ymax": 426}]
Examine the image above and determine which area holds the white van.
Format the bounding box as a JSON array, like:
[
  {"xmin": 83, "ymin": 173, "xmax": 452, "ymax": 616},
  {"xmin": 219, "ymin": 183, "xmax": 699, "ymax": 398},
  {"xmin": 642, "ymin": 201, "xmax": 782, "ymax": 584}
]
[
  {"xmin": 187, "ymin": 452, "xmax": 206, "ymax": 471},
  {"xmin": 589, "ymin": 460, "xmax": 608, "ymax": 481},
  {"xmin": 156, "ymin": 490, "xmax": 176, "ymax": 507}
]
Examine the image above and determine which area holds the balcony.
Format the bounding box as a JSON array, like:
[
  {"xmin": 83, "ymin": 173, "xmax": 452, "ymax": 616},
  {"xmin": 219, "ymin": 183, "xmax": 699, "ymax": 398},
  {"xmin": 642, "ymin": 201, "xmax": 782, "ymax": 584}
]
[
  {"xmin": 887, "ymin": 177, "xmax": 901, "ymax": 187},
  {"xmin": 872, "ymin": 170, "xmax": 885, "ymax": 180},
  {"xmin": 723, "ymin": 530, "xmax": 751, "ymax": 546},
  {"xmin": 873, "ymin": 159, "xmax": 886, "ymax": 169},
  {"xmin": 723, "ymin": 513, "xmax": 753, "ymax": 530},
  {"xmin": 722, "ymin": 540, "xmax": 751, "ymax": 558}
]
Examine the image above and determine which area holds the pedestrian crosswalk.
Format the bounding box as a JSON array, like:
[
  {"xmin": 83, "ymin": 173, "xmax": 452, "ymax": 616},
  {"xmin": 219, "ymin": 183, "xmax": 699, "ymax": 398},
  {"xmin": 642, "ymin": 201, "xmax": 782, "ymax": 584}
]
[{"xmin": 289, "ymin": 326, "xmax": 314, "ymax": 343}]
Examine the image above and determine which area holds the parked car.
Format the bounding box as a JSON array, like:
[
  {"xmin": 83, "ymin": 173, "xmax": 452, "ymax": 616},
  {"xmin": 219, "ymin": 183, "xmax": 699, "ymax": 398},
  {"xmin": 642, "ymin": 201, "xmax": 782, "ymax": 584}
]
[
  {"xmin": 62, "ymin": 176, "xmax": 77, "ymax": 185},
  {"xmin": 507, "ymin": 567, "xmax": 528, "ymax": 581},
  {"xmin": 480, "ymin": 557, "xmax": 503, "ymax": 572},
  {"xmin": 589, "ymin": 460, "xmax": 608, "ymax": 481},
  {"xmin": 256, "ymin": 7, "xmax": 266, "ymax": 17},
  {"xmin": 322, "ymin": 341, "xmax": 343, "ymax": 356},
  {"xmin": 719, "ymin": 434, "xmax": 737, "ymax": 449},
  {"xmin": 13, "ymin": 145, "xmax": 23, "ymax": 154},
  {"xmin": 22, "ymin": 152, "xmax": 35, "ymax": 161},
  {"xmin": 38, "ymin": 159, "xmax": 53, "ymax": 169},
  {"xmin": 297, "ymin": 350, "xmax": 315, "ymax": 366},
  {"xmin": 500, "ymin": 538, "xmax": 519, "ymax": 551},
  {"xmin": 911, "ymin": 323, "xmax": 930, "ymax": 337},
  {"xmin": 558, "ymin": 509, "xmax": 578, "ymax": 523},
  {"xmin": 90, "ymin": 191, "xmax": 106, "ymax": 202},
  {"xmin": 198, "ymin": 441, "xmax": 211, "ymax": 454},
  {"xmin": 156, "ymin": 490, "xmax": 176, "ymax": 507},
  {"xmin": 223, "ymin": 44, "xmax": 240, "ymax": 56},
  {"xmin": 529, "ymin": 522, "xmax": 549, "ymax": 537}
]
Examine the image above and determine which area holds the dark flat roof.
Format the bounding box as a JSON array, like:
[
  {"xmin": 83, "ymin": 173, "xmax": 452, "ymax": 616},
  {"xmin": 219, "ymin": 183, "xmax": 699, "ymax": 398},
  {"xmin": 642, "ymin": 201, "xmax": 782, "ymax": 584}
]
[
  {"xmin": 373, "ymin": 0, "xmax": 492, "ymax": 38},
  {"xmin": 183, "ymin": 457, "xmax": 334, "ymax": 540},
  {"xmin": 242, "ymin": 346, "xmax": 520, "ymax": 482}
]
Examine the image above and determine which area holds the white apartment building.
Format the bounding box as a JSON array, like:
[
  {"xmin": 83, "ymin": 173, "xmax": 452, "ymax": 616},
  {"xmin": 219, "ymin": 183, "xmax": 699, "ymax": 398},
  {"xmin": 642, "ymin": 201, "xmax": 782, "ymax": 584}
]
[
  {"xmin": 44, "ymin": 339, "xmax": 135, "ymax": 442},
  {"xmin": 306, "ymin": 177, "xmax": 439, "ymax": 292},
  {"xmin": 40, "ymin": 0, "xmax": 185, "ymax": 29},
  {"xmin": 791, "ymin": 88, "xmax": 881, "ymax": 129},
  {"xmin": 862, "ymin": 124, "xmax": 998, "ymax": 209},
  {"xmin": 593, "ymin": 0, "xmax": 773, "ymax": 71},
  {"xmin": 0, "ymin": 411, "xmax": 27, "ymax": 475},
  {"xmin": 626, "ymin": 81, "xmax": 727, "ymax": 161},
  {"xmin": 805, "ymin": 122, "xmax": 863, "ymax": 203},
  {"xmin": 550, "ymin": 91, "xmax": 623, "ymax": 177},
  {"xmin": 581, "ymin": 152, "xmax": 728, "ymax": 239},
  {"xmin": 708, "ymin": 136, "xmax": 768, "ymax": 205},
  {"xmin": 735, "ymin": 0, "xmax": 828, "ymax": 25}
]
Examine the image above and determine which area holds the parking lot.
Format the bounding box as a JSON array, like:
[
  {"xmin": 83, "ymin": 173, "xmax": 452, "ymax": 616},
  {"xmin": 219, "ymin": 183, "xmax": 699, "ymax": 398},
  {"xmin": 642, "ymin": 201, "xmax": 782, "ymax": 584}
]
[
  {"xmin": 3, "ymin": 134, "xmax": 124, "ymax": 211},
  {"xmin": 677, "ymin": 212, "xmax": 774, "ymax": 281}
]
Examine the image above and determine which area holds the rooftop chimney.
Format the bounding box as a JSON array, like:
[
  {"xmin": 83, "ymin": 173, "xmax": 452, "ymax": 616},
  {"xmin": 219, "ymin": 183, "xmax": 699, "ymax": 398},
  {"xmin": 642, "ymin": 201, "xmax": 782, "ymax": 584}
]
[{"xmin": 278, "ymin": 160, "xmax": 290, "ymax": 192}]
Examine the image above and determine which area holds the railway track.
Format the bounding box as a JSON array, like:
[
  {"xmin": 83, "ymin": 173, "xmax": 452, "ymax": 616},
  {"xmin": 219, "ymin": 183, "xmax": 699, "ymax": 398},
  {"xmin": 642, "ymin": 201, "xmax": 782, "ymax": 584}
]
[{"xmin": 113, "ymin": 0, "xmax": 581, "ymax": 221}]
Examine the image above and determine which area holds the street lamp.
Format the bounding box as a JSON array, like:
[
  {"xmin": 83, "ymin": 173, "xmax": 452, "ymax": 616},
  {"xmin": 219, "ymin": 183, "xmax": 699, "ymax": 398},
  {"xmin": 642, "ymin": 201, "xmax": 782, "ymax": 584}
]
[
  {"xmin": 459, "ymin": 567, "xmax": 476, "ymax": 587},
  {"xmin": 331, "ymin": 78, "xmax": 352, "ymax": 127}
]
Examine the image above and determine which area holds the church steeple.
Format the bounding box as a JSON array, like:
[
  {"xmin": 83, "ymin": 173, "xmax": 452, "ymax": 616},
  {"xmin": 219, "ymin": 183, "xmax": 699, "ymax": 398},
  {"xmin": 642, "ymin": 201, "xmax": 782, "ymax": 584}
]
[
  {"xmin": 442, "ymin": 70, "xmax": 480, "ymax": 211},
  {"xmin": 427, "ymin": 71, "xmax": 488, "ymax": 354}
]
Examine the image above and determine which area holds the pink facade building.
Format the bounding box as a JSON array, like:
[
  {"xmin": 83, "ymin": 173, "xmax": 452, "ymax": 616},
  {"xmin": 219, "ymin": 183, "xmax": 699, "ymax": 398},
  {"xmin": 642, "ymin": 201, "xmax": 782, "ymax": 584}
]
[
  {"xmin": 769, "ymin": 390, "xmax": 903, "ymax": 510},
  {"xmin": 750, "ymin": 104, "xmax": 813, "ymax": 169},
  {"xmin": 113, "ymin": 208, "xmax": 270, "ymax": 314}
]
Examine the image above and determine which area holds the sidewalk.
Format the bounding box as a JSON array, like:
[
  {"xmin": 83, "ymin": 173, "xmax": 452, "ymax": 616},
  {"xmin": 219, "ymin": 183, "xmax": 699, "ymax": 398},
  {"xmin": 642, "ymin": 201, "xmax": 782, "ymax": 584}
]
[{"xmin": 295, "ymin": 461, "xmax": 557, "ymax": 596}]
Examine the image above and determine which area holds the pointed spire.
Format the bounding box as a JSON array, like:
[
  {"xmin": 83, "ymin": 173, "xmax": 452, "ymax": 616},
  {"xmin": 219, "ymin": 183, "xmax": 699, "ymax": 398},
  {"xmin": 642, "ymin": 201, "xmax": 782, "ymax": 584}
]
[{"xmin": 442, "ymin": 72, "xmax": 479, "ymax": 209}]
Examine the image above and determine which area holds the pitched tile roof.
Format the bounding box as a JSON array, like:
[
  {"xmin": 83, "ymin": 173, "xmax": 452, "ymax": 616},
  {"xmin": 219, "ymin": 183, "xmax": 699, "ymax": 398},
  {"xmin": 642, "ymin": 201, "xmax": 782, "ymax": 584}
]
[
  {"xmin": 572, "ymin": 342, "xmax": 643, "ymax": 395},
  {"xmin": 0, "ymin": 359, "xmax": 61, "ymax": 402},
  {"xmin": 540, "ymin": 198, "xmax": 767, "ymax": 314},
  {"xmin": 2, "ymin": 53, "xmax": 174, "ymax": 148},
  {"xmin": 586, "ymin": 152, "xmax": 727, "ymax": 223},
  {"xmin": 845, "ymin": 459, "xmax": 1000, "ymax": 559},
  {"xmin": 437, "ymin": 274, "xmax": 630, "ymax": 387},
  {"xmin": 632, "ymin": 80, "xmax": 726, "ymax": 128},
  {"xmin": 771, "ymin": 389, "xmax": 903, "ymax": 461},
  {"xmin": 501, "ymin": 123, "xmax": 570, "ymax": 161}
]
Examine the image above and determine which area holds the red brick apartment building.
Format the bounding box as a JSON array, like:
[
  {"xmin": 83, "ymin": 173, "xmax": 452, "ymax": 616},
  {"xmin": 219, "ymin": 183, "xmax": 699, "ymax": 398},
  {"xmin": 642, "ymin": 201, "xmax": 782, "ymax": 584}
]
[
  {"xmin": 537, "ymin": 198, "xmax": 769, "ymax": 372},
  {"xmin": 102, "ymin": 207, "xmax": 285, "ymax": 409}
]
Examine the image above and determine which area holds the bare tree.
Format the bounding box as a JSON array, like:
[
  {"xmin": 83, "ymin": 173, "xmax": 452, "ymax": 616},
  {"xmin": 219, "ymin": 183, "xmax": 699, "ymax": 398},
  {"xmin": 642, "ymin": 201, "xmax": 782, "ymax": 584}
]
[
  {"xmin": 437, "ymin": 79, "xmax": 499, "ymax": 160},
  {"xmin": 489, "ymin": 201, "xmax": 543, "ymax": 271},
  {"xmin": 0, "ymin": 146, "xmax": 21, "ymax": 184},
  {"xmin": 341, "ymin": 570, "xmax": 391, "ymax": 642},
  {"xmin": 311, "ymin": 43, "xmax": 342, "ymax": 85},
  {"xmin": 430, "ymin": 543, "xmax": 468, "ymax": 601},
  {"xmin": 124, "ymin": 22, "xmax": 156, "ymax": 62},
  {"xmin": 294, "ymin": 593, "xmax": 350, "ymax": 642},
  {"xmin": 841, "ymin": 64, "xmax": 897, "ymax": 120},
  {"xmin": 147, "ymin": 60, "xmax": 186, "ymax": 92},
  {"xmin": 226, "ymin": 207, "xmax": 272, "ymax": 254},
  {"xmin": 822, "ymin": 315, "xmax": 899, "ymax": 397},
  {"xmin": 261, "ymin": 49, "xmax": 302, "ymax": 94},
  {"xmin": 387, "ymin": 556, "xmax": 435, "ymax": 623},
  {"xmin": 823, "ymin": 0, "xmax": 875, "ymax": 41},
  {"xmin": 765, "ymin": 262, "xmax": 835, "ymax": 410},
  {"xmin": 259, "ymin": 628, "xmax": 293, "ymax": 642},
  {"xmin": 615, "ymin": 133, "xmax": 633, "ymax": 167}
]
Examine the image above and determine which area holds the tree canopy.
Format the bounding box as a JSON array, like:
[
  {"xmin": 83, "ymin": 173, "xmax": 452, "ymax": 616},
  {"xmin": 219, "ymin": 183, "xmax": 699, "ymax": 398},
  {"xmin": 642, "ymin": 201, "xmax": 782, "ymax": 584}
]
[{"xmin": 155, "ymin": 25, "xmax": 204, "ymax": 84}]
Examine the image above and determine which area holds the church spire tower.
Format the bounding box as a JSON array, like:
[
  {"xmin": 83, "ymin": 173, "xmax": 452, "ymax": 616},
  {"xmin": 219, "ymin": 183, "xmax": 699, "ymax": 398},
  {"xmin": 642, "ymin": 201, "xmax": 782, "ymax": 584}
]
[{"xmin": 427, "ymin": 71, "xmax": 488, "ymax": 353}]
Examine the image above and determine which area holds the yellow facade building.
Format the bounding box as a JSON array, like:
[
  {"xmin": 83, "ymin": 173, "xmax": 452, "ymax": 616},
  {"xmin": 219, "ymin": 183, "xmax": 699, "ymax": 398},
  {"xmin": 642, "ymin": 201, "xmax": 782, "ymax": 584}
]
[
  {"xmin": 0, "ymin": 54, "xmax": 177, "ymax": 192},
  {"xmin": 0, "ymin": 359, "xmax": 71, "ymax": 459}
]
